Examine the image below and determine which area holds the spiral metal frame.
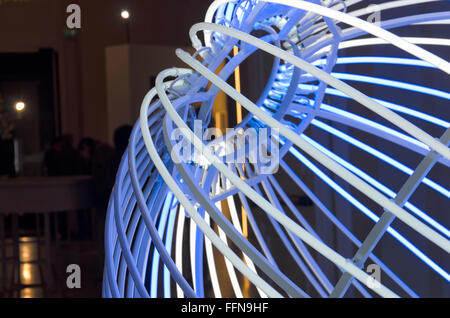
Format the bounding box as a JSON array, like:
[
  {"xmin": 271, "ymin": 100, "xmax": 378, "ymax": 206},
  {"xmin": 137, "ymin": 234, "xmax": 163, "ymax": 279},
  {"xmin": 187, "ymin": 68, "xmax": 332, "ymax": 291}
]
[{"xmin": 103, "ymin": 0, "xmax": 450, "ymax": 298}]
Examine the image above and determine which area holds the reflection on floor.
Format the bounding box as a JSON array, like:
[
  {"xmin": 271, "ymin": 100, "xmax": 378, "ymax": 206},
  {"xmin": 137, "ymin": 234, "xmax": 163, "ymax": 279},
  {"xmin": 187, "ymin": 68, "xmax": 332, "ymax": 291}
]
[
  {"xmin": 18, "ymin": 237, "xmax": 44, "ymax": 298},
  {"xmin": 0, "ymin": 236, "xmax": 103, "ymax": 298},
  {"xmin": 0, "ymin": 195, "xmax": 316, "ymax": 298}
]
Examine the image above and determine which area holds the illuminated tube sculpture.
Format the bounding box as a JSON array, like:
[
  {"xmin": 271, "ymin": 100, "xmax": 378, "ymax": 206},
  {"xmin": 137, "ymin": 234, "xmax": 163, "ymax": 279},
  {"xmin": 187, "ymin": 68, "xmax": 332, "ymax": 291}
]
[{"xmin": 103, "ymin": 0, "xmax": 450, "ymax": 298}]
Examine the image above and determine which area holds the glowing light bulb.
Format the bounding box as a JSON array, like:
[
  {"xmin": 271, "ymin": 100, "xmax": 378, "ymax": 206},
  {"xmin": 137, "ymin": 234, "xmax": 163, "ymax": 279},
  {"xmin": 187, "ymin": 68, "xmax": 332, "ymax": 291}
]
[
  {"xmin": 121, "ymin": 10, "xmax": 130, "ymax": 20},
  {"xmin": 15, "ymin": 101, "xmax": 26, "ymax": 112}
]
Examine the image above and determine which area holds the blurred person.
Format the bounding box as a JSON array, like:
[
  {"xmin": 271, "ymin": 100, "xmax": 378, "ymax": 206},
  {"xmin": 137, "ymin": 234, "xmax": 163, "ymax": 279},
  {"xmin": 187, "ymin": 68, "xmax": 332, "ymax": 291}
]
[
  {"xmin": 112, "ymin": 124, "xmax": 133, "ymax": 175},
  {"xmin": 78, "ymin": 126, "xmax": 132, "ymax": 272},
  {"xmin": 41, "ymin": 134, "xmax": 79, "ymax": 239},
  {"xmin": 77, "ymin": 137, "xmax": 116, "ymax": 209},
  {"xmin": 114, "ymin": 125, "xmax": 132, "ymax": 155},
  {"xmin": 44, "ymin": 134, "xmax": 79, "ymax": 176}
]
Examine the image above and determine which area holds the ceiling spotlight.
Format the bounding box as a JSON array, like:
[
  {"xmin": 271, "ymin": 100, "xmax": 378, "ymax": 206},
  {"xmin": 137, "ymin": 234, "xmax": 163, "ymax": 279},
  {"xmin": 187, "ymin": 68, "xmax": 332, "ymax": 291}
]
[
  {"xmin": 121, "ymin": 10, "xmax": 130, "ymax": 20},
  {"xmin": 15, "ymin": 101, "xmax": 26, "ymax": 113}
]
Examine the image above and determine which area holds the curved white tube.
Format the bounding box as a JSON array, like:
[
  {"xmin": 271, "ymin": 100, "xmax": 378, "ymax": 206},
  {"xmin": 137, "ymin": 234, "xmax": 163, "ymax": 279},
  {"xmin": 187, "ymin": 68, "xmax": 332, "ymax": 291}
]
[
  {"xmin": 204, "ymin": 212, "xmax": 223, "ymax": 298},
  {"xmin": 104, "ymin": 0, "xmax": 449, "ymax": 299},
  {"xmin": 204, "ymin": 0, "xmax": 450, "ymax": 74},
  {"xmin": 175, "ymin": 206, "xmax": 186, "ymax": 298},
  {"xmin": 349, "ymin": 0, "xmax": 441, "ymax": 18},
  {"xmin": 189, "ymin": 218, "xmax": 199, "ymax": 293},
  {"xmin": 175, "ymin": 46, "xmax": 450, "ymax": 254},
  {"xmin": 139, "ymin": 84, "xmax": 283, "ymax": 298},
  {"xmin": 225, "ymin": 177, "xmax": 267, "ymax": 298},
  {"xmin": 215, "ymin": 199, "xmax": 244, "ymax": 298},
  {"xmin": 155, "ymin": 66, "xmax": 400, "ymax": 298},
  {"xmin": 190, "ymin": 23, "xmax": 450, "ymax": 161}
]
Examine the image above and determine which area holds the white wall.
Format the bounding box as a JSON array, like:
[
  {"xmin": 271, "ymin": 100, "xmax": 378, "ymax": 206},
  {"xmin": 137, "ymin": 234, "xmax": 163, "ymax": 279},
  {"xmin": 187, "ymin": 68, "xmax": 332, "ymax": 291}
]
[{"xmin": 105, "ymin": 44, "xmax": 192, "ymax": 144}]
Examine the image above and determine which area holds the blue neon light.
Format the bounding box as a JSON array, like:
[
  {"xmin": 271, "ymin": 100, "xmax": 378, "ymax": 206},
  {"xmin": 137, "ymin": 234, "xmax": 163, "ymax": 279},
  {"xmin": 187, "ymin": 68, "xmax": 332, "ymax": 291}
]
[
  {"xmin": 163, "ymin": 198, "xmax": 179, "ymax": 298},
  {"xmin": 303, "ymin": 129, "xmax": 450, "ymax": 238},
  {"xmin": 332, "ymin": 73, "xmax": 450, "ymax": 100},
  {"xmin": 311, "ymin": 118, "xmax": 450, "ymax": 198},
  {"xmin": 313, "ymin": 57, "xmax": 436, "ymax": 69},
  {"xmin": 150, "ymin": 192, "xmax": 174, "ymax": 297},
  {"xmin": 317, "ymin": 103, "xmax": 430, "ymax": 150},
  {"xmin": 320, "ymin": 87, "xmax": 449, "ymax": 128},
  {"xmin": 281, "ymin": 139, "xmax": 450, "ymax": 282}
]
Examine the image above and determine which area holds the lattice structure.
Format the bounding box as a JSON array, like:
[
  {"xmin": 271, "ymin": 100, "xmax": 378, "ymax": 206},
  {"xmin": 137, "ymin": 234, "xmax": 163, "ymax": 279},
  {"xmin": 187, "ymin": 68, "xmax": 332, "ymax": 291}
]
[{"xmin": 103, "ymin": 0, "xmax": 450, "ymax": 298}]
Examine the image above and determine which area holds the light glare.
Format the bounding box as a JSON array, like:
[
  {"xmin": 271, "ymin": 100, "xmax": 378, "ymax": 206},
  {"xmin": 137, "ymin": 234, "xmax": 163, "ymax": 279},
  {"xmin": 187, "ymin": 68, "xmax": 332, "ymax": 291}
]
[
  {"xmin": 15, "ymin": 101, "xmax": 26, "ymax": 112},
  {"xmin": 121, "ymin": 10, "xmax": 130, "ymax": 20}
]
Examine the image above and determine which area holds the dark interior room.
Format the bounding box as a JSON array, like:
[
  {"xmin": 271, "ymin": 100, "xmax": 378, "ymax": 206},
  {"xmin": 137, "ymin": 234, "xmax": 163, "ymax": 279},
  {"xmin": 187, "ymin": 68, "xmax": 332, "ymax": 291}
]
[{"xmin": 0, "ymin": 0, "xmax": 448, "ymax": 303}]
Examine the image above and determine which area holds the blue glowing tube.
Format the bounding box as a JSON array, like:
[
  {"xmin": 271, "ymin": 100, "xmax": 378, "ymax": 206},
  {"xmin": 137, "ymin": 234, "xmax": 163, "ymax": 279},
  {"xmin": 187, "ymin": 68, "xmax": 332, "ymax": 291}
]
[
  {"xmin": 103, "ymin": 0, "xmax": 449, "ymax": 298},
  {"xmin": 283, "ymin": 139, "xmax": 450, "ymax": 282}
]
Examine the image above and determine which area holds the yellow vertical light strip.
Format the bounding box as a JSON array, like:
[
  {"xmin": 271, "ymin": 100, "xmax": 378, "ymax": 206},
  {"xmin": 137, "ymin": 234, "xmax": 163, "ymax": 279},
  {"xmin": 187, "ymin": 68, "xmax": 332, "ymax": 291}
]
[
  {"xmin": 233, "ymin": 46, "xmax": 243, "ymax": 124},
  {"xmin": 233, "ymin": 45, "xmax": 248, "ymax": 240},
  {"xmin": 210, "ymin": 61, "xmax": 235, "ymax": 297},
  {"xmin": 212, "ymin": 52, "xmax": 251, "ymax": 296}
]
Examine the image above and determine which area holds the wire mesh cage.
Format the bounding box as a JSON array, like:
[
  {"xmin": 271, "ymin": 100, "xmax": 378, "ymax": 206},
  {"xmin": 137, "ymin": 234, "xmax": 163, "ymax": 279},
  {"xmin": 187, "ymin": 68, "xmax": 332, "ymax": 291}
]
[{"xmin": 103, "ymin": 0, "xmax": 450, "ymax": 298}]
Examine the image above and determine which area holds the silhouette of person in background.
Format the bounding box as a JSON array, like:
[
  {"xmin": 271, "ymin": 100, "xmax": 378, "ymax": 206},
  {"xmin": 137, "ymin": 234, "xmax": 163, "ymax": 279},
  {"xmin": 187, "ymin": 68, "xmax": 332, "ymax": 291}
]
[
  {"xmin": 77, "ymin": 125, "xmax": 132, "ymax": 269},
  {"xmin": 78, "ymin": 124, "xmax": 132, "ymax": 211},
  {"xmin": 112, "ymin": 124, "xmax": 133, "ymax": 178},
  {"xmin": 43, "ymin": 127, "xmax": 132, "ymax": 259},
  {"xmin": 78, "ymin": 125, "xmax": 132, "ymax": 252},
  {"xmin": 43, "ymin": 134, "xmax": 80, "ymax": 239},
  {"xmin": 44, "ymin": 134, "xmax": 79, "ymax": 176}
]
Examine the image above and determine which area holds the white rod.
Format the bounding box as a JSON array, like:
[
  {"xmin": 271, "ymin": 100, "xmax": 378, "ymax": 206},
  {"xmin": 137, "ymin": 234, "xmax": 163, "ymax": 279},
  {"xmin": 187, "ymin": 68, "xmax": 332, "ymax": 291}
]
[
  {"xmin": 140, "ymin": 85, "xmax": 283, "ymax": 298},
  {"xmin": 189, "ymin": 23, "xmax": 450, "ymax": 160},
  {"xmin": 175, "ymin": 206, "xmax": 186, "ymax": 298},
  {"xmin": 156, "ymin": 67, "xmax": 399, "ymax": 298},
  {"xmin": 176, "ymin": 46, "xmax": 450, "ymax": 254},
  {"xmin": 183, "ymin": 23, "xmax": 450, "ymax": 251}
]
